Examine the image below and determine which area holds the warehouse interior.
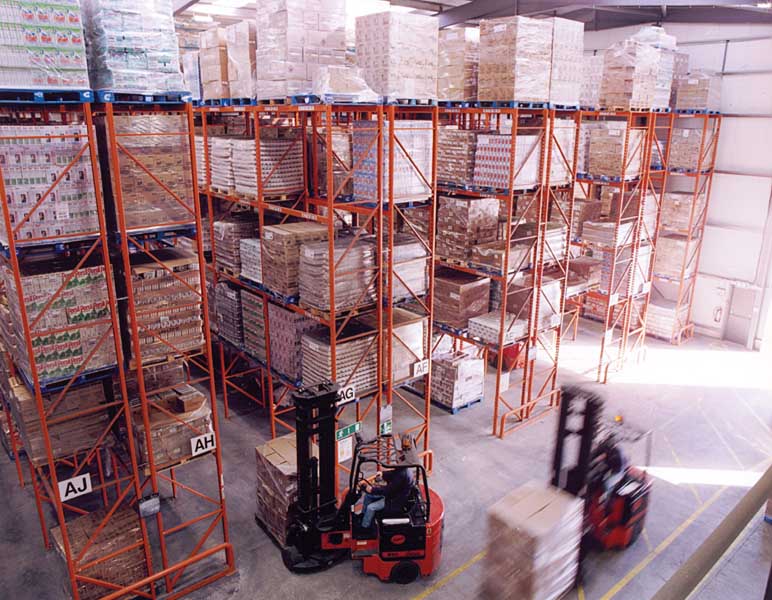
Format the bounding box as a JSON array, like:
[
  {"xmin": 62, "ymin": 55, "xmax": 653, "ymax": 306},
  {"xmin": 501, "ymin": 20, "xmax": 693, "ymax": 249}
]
[{"xmin": 0, "ymin": 1, "xmax": 770, "ymax": 599}]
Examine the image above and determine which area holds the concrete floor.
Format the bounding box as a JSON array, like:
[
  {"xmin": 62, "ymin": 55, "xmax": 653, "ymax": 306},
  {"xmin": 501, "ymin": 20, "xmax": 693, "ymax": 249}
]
[{"xmin": 1, "ymin": 322, "xmax": 770, "ymax": 600}]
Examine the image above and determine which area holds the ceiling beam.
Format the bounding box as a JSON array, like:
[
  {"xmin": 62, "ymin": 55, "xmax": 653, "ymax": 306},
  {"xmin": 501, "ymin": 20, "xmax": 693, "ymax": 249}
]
[
  {"xmin": 390, "ymin": 0, "xmax": 448, "ymax": 11},
  {"xmin": 173, "ymin": 0, "xmax": 201, "ymax": 16}
]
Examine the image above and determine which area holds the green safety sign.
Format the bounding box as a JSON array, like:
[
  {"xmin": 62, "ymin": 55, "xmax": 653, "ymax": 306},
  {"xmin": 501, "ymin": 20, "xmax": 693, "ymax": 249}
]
[{"xmin": 335, "ymin": 421, "xmax": 361, "ymax": 442}]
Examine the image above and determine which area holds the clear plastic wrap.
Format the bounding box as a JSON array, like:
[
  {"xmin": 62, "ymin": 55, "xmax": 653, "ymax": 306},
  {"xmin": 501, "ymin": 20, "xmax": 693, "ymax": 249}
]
[
  {"xmin": 675, "ymin": 70, "xmax": 721, "ymax": 111},
  {"xmin": 600, "ymin": 39, "xmax": 659, "ymax": 110},
  {"xmin": 472, "ymin": 133, "xmax": 542, "ymax": 190},
  {"xmin": 310, "ymin": 65, "xmax": 380, "ymax": 103},
  {"xmin": 580, "ymin": 54, "xmax": 604, "ymax": 108},
  {"xmin": 436, "ymin": 195, "xmax": 498, "ymax": 261},
  {"xmin": 431, "ymin": 349, "xmax": 485, "ymax": 410},
  {"xmin": 181, "ymin": 51, "xmax": 201, "ymax": 101},
  {"xmin": 588, "ymin": 122, "xmax": 644, "ymax": 178},
  {"xmin": 255, "ymin": 0, "xmax": 347, "ymax": 99},
  {"xmin": 670, "ymin": 52, "xmax": 689, "ymax": 108},
  {"xmin": 225, "ymin": 21, "xmax": 255, "ymax": 99},
  {"xmin": 81, "ymin": 0, "xmax": 184, "ymax": 93},
  {"xmin": 0, "ymin": 0, "xmax": 89, "ymax": 89},
  {"xmin": 438, "ymin": 127, "xmax": 478, "ymax": 185},
  {"xmin": 355, "ymin": 11, "xmax": 439, "ymax": 101},
  {"xmin": 478, "ymin": 16, "xmax": 552, "ymax": 103},
  {"xmin": 631, "ymin": 25, "xmax": 677, "ymax": 50},
  {"xmin": 437, "ymin": 27, "xmax": 479, "ymax": 102},
  {"xmin": 548, "ymin": 17, "xmax": 583, "ymax": 106},
  {"xmin": 482, "ymin": 482, "xmax": 583, "ymax": 600}
]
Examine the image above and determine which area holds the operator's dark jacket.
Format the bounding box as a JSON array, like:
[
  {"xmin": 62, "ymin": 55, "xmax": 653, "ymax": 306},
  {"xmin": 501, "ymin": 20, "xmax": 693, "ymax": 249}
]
[{"xmin": 370, "ymin": 467, "xmax": 414, "ymax": 513}]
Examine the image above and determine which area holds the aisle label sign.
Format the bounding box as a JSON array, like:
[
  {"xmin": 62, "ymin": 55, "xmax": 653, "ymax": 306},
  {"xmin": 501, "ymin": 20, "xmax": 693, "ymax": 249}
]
[
  {"xmin": 191, "ymin": 433, "xmax": 216, "ymax": 457},
  {"xmin": 412, "ymin": 359, "xmax": 430, "ymax": 378},
  {"xmin": 59, "ymin": 474, "xmax": 92, "ymax": 502},
  {"xmin": 337, "ymin": 436, "xmax": 354, "ymax": 463},
  {"xmin": 335, "ymin": 421, "xmax": 361, "ymax": 442},
  {"xmin": 380, "ymin": 404, "xmax": 393, "ymax": 436},
  {"xmin": 336, "ymin": 385, "xmax": 357, "ymax": 408}
]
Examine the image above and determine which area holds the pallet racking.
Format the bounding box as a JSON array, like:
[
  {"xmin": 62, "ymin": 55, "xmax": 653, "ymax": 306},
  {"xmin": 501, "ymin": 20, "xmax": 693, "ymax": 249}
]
[
  {"xmin": 195, "ymin": 102, "xmax": 436, "ymax": 473},
  {"xmin": 434, "ymin": 106, "xmax": 579, "ymax": 437}
]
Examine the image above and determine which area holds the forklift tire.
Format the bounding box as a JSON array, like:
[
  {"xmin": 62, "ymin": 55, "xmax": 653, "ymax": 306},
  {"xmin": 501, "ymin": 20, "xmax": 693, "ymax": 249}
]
[
  {"xmin": 390, "ymin": 561, "xmax": 420, "ymax": 584},
  {"xmin": 629, "ymin": 521, "xmax": 644, "ymax": 546}
]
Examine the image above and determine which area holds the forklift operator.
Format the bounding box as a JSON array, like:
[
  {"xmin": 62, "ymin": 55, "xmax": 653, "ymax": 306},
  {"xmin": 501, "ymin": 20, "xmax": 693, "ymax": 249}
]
[{"xmin": 358, "ymin": 456, "xmax": 414, "ymax": 530}]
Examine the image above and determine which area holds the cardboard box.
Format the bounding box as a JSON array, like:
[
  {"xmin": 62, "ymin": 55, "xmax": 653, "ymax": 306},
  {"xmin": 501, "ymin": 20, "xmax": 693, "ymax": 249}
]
[
  {"xmin": 547, "ymin": 17, "xmax": 583, "ymax": 106},
  {"xmin": 438, "ymin": 28, "xmax": 479, "ymax": 102},
  {"xmin": 434, "ymin": 267, "xmax": 490, "ymax": 330}
]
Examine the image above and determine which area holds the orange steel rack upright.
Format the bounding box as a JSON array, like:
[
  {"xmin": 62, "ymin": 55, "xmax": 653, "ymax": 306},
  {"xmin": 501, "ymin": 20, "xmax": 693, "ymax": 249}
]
[
  {"xmin": 434, "ymin": 106, "xmax": 577, "ymax": 437},
  {"xmin": 649, "ymin": 113, "xmax": 721, "ymax": 344},
  {"xmin": 195, "ymin": 103, "xmax": 436, "ymax": 473},
  {"xmin": 0, "ymin": 100, "xmax": 158, "ymax": 599},
  {"xmin": 95, "ymin": 97, "xmax": 235, "ymax": 599}
]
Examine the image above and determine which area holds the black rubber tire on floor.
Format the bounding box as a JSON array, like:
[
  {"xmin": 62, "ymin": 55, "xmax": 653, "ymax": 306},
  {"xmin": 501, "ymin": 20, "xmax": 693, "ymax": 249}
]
[{"xmin": 391, "ymin": 561, "xmax": 421, "ymax": 584}]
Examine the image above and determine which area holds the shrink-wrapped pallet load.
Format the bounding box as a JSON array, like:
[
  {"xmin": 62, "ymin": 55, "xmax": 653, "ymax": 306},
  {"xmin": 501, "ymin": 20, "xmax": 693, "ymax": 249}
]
[
  {"xmin": 675, "ymin": 70, "xmax": 721, "ymax": 112},
  {"xmin": 547, "ymin": 17, "xmax": 583, "ymax": 107},
  {"xmin": 353, "ymin": 120, "xmax": 434, "ymax": 203},
  {"xmin": 438, "ymin": 127, "xmax": 478, "ymax": 186},
  {"xmin": 472, "ymin": 133, "xmax": 542, "ymax": 190},
  {"xmin": 587, "ymin": 122, "xmax": 645, "ymax": 179},
  {"xmin": 670, "ymin": 52, "xmax": 690, "ymax": 108},
  {"xmin": 298, "ymin": 237, "xmax": 376, "ymax": 312},
  {"xmin": 504, "ymin": 278, "xmax": 562, "ymax": 331},
  {"xmin": 549, "ymin": 118, "xmax": 578, "ymax": 186},
  {"xmin": 630, "ymin": 26, "xmax": 677, "ymax": 111},
  {"xmin": 434, "ymin": 268, "xmax": 491, "ymax": 330},
  {"xmin": 646, "ymin": 292, "xmax": 688, "ymax": 340},
  {"xmin": 431, "ymin": 350, "xmax": 485, "ymax": 410},
  {"xmin": 215, "ymin": 282, "xmax": 243, "ymax": 348},
  {"xmin": 599, "ymin": 40, "xmax": 659, "ymax": 110},
  {"xmin": 595, "ymin": 245, "xmax": 652, "ymax": 297},
  {"xmin": 437, "ymin": 28, "xmax": 479, "ymax": 102},
  {"xmin": 482, "ymin": 482, "xmax": 582, "ymax": 600},
  {"xmin": 356, "ymin": 11, "xmax": 439, "ymax": 102},
  {"xmin": 182, "ymin": 52, "xmax": 202, "ymax": 101},
  {"xmin": 580, "ymin": 54, "xmax": 605, "ymax": 109},
  {"xmin": 261, "ymin": 222, "xmax": 328, "ymax": 297},
  {"xmin": 660, "ymin": 192, "xmax": 705, "ymax": 233},
  {"xmin": 470, "ymin": 240, "xmax": 532, "ymax": 274},
  {"xmin": 436, "ymin": 196, "xmax": 499, "ymax": 260},
  {"xmin": 469, "ymin": 312, "xmax": 529, "ymax": 346},
  {"xmin": 241, "ymin": 290, "xmax": 266, "ymax": 361},
  {"xmin": 82, "ymin": 0, "xmax": 184, "ymax": 93},
  {"xmin": 558, "ymin": 198, "xmax": 603, "ymax": 241},
  {"xmin": 669, "ymin": 122, "xmax": 713, "ymax": 172},
  {"xmin": 213, "ymin": 214, "xmax": 259, "ymax": 275},
  {"xmin": 225, "ymin": 21, "xmax": 256, "ymax": 99},
  {"xmin": 478, "ymin": 16, "xmax": 552, "ymax": 102},
  {"xmin": 653, "ymin": 234, "xmax": 698, "ymax": 280},
  {"xmin": 359, "ymin": 308, "xmax": 427, "ymax": 382},
  {"xmin": 313, "ymin": 125, "xmax": 353, "ymax": 198},
  {"xmin": 231, "ymin": 133, "xmax": 305, "ymax": 197},
  {"xmin": 267, "ymin": 303, "xmax": 316, "ymax": 381},
  {"xmin": 255, "ymin": 0, "xmax": 347, "ymax": 99},
  {"xmin": 240, "ymin": 238, "xmax": 263, "ymax": 284},
  {"xmin": 199, "ymin": 28, "xmax": 229, "ymax": 100},
  {"xmin": 386, "ymin": 234, "xmax": 430, "ymax": 301},
  {"xmin": 568, "ymin": 255, "xmax": 602, "ymax": 288}
]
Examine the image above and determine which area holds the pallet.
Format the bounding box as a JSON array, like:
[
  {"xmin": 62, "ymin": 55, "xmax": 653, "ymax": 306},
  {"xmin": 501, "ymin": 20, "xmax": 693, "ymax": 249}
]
[
  {"xmin": 216, "ymin": 264, "xmax": 240, "ymax": 278},
  {"xmin": 668, "ymin": 167, "xmax": 712, "ymax": 175},
  {"xmin": 438, "ymin": 100, "xmax": 471, "ymax": 108},
  {"xmin": 145, "ymin": 452, "xmax": 210, "ymax": 476},
  {"xmin": 129, "ymin": 352, "xmax": 185, "ymax": 371},
  {"xmin": 118, "ymin": 224, "xmax": 197, "ymax": 245},
  {"xmin": 437, "ymin": 181, "xmax": 538, "ymax": 195},
  {"xmin": 211, "ymin": 185, "xmax": 237, "ymax": 197},
  {"xmin": 254, "ymin": 514, "xmax": 285, "ymax": 549},
  {"xmin": 0, "ymin": 88, "xmax": 93, "ymax": 105},
  {"xmin": 674, "ymin": 108, "xmax": 720, "ymax": 115},
  {"xmin": 600, "ymin": 107, "xmax": 652, "ymax": 113},
  {"xmin": 0, "ymin": 233, "xmax": 101, "ymax": 258},
  {"xmin": 432, "ymin": 397, "xmax": 483, "ymax": 415},
  {"xmin": 576, "ymin": 173, "xmax": 640, "ymax": 183},
  {"xmin": 550, "ymin": 103, "xmax": 580, "ymax": 111},
  {"xmin": 95, "ymin": 90, "xmax": 192, "ymax": 104},
  {"xmin": 474, "ymin": 100, "xmax": 549, "ymax": 109},
  {"xmin": 382, "ymin": 97, "xmax": 437, "ymax": 106},
  {"xmin": 18, "ymin": 364, "xmax": 116, "ymax": 395}
]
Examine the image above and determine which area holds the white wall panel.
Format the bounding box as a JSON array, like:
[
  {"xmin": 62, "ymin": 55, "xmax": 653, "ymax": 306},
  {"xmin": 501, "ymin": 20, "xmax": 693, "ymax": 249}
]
[
  {"xmin": 700, "ymin": 225, "xmax": 762, "ymax": 282},
  {"xmin": 715, "ymin": 117, "xmax": 772, "ymax": 177},
  {"xmin": 721, "ymin": 74, "xmax": 772, "ymax": 115},
  {"xmin": 680, "ymin": 43, "xmax": 724, "ymax": 71},
  {"xmin": 724, "ymin": 38, "xmax": 772, "ymax": 71},
  {"xmin": 708, "ymin": 174, "xmax": 771, "ymax": 230}
]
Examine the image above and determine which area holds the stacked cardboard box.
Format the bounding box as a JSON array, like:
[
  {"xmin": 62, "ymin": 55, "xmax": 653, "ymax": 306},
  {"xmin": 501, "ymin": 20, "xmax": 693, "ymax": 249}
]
[
  {"xmin": 471, "ymin": 240, "xmax": 532, "ymax": 274},
  {"xmin": 255, "ymin": 0, "xmax": 347, "ymax": 99},
  {"xmin": 482, "ymin": 482, "xmax": 582, "ymax": 599},
  {"xmin": 670, "ymin": 52, "xmax": 690, "ymax": 108},
  {"xmin": 128, "ymin": 248, "xmax": 204, "ymax": 361},
  {"xmin": 652, "ymin": 50, "xmax": 676, "ymax": 111},
  {"xmin": 0, "ymin": 0, "xmax": 89, "ymax": 89},
  {"xmin": 110, "ymin": 115, "xmax": 194, "ymax": 229},
  {"xmin": 596, "ymin": 245, "xmax": 652, "ymax": 296},
  {"xmin": 504, "ymin": 277, "xmax": 562, "ymax": 331},
  {"xmin": 675, "ymin": 71, "xmax": 721, "ymax": 111},
  {"xmin": 437, "ymin": 28, "xmax": 479, "ymax": 102},
  {"xmin": 478, "ymin": 16, "xmax": 552, "ymax": 102},
  {"xmin": 199, "ymin": 28, "xmax": 229, "ymax": 100},
  {"xmin": 600, "ymin": 40, "xmax": 659, "ymax": 110},
  {"xmin": 469, "ymin": 312, "xmax": 529, "ymax": 346},
  {"xmin": 133, "ymin": 391, "xmax": 212, "ymax": 467},
  {"xmin": 213, "ymin": 214, "xmax": 259, "ymax": 274},
  {"xmin": 314, "ymin": 125, "xmax": 352, "ymax": 198},
  {"xmin": 298, "ymin": 237, "xmax": 376, "ymax": 312},
  {"xmin": 359, "ymin": 308, "xmax": 427, "ymax": 382},
  {"xmin": 653, "ymin": 234, "xmax": 698, "ymax": 280},
  {"xmin": 568, "ymin": 256, "xmax": 602, "ymax": 288},
  {"xmin": 353, "ymin": 120, "xmax": 433, "ymax": 203},
  {"xmin": 240, "ymin": 238, "xmax": 263, "ymax": 284},
  {"xmin": 472, "ymin": 133, "xmax": 542, "ymax": 190},
  {"xmin": 231, "ymin": 134, "xmax": 305, "ymax": 197},
  {"xmin": 436, "ymin": 196, "xmax": 499, "ymax": 260},
  {"xmin": 194, "ymin": 134, "xmax": 208, "ymax": 186},
  {"xmin": 582, "ymin": 220, "xmax": 635, "ymax": 248},
  {"xmin": 580, "ymin": 54, "xmax": 605, "ymax": 108},
  {"xmin": 588, "ymin": 122, "xmax": 645, "ymax": 179},
  {"xmin": 431, "ymin": 350, "xmax": 485, "ymax": 410},
  {"xmin": 661, "ymin": 192, "xmax": 705, "ymax": 233},
  {"xmin": 438, "ymin": 127, "xmax": 478, "ymax": 186},
  {"xmin": 82, "ymin": 0, "xmax": 184, "ymax": 93},
  {"xmin": 301, "ymin": 321, "xmax": 378, "ymax": 393},
  {"xmin": 389, "ymin": 234, "xmax": 430, "ymax": 301},
  {"xmin": 241, "ymin": 290, "xmax": 266, "ymax": 361},
  {"xmin": 646, "ymin": 294, "xmax": 687, "ymax": 340},
  {"xmin": 0, "ymin": 124, "xmax": 99, "ymax": 244},
  {"xmin": 549, "ymin": 118, "xmax": 578, "ymax": 185},
  {"xmin": 559, "ymin": 198, "xmax": 603, "ymax": 240},
  {"xmin": 578, "ymin": 121, "xmax": 603, "ymax": 175},
  {"xmin": 548, "ymin": 17, "xmax": 583, "ymax": 106},
  {"xmin": 4, "ymin": 379, "xmax": 107, "ymax": 466},
  {"xmin": 669, "ymin": 124, "xmax": 711, "ymax": 172},
  {"xmin": 255, "ymin": 433, "xmax": 308, "ymax": 544},
  {"xmin": 182, "ymin": 52, "xmax": 201, "ymax": 101},
  {"xmin": 261, "ymin": 222, "xmax": 328, "ymax": 297},
  {"xmin": 209, "ymin": 136, "xmax": 234, "ymax": 191},
  {"xmin": 267, "ymin": 303, "xmax": 316, "ymax": 381},
  {"xmin": 215, "ymin": 282, "xmax": 243, "ymax": 348},
  {"xmin": 514, "ymin": 221, "xmax": 567, "ymax": 265},
  {"xmin": 434, "ymin": 268, "xmax": 490, "ymax": 330},
  {"xmin": 607, "ymin": 191, "xmax": 658, "ymax": 243},
  {"xmin": 52, "ymin": 508, "xmax": 149, "ymax": 600},
  {"xmin": 117, "ymin": 358, "xmax": 186, "ymax": 404},
  {"xmin": 2, "ymin": 261, "xmax": 115, "ymax": 383},
  {"xmin": 225, "ymin": 21, "xmax": 256, "ymax": 99},
  {"xmin": 356, "ymin": 12, "xmax": 438, "ymax": 101}
]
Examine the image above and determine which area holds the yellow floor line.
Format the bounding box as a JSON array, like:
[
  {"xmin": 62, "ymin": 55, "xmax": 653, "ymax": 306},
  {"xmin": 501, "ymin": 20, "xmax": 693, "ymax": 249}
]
[
  {"xmin": 578, "ymin": 584, "xmax": 586, "ymax": 600},
  {"xmin": 411, "ymin": 550, "xmax": 487, "ymax": 600},
  {"xmin": 698, "ymin": 404, "xmax": 745, "ymax": 470},
  {"xmin": 600, "ymin": 485, "xmax": 727, "ymax": 600},
  {"xmin": 661, "ymin": 429, "xmax": 703, "ymax": 506}
]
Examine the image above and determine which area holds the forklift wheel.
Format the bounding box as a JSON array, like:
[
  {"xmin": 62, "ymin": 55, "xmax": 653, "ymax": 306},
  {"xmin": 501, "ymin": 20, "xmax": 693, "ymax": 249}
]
[{"xmin": 391, "ymin": 561, "xmax": 420, "ymax": 584}]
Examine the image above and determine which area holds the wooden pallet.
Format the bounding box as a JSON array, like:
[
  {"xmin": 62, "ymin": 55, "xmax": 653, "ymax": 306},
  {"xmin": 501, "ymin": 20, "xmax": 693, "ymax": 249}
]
[{"xmin": 432, "ymin": 397, "xmax": 483, "ymax": 415}]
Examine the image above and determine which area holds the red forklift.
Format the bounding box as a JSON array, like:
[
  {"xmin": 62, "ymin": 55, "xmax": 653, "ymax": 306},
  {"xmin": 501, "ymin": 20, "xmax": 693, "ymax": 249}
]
[
  {"xmin": 552, "ymin": 385, "xmax": 652, "ymax": 564},
  {"xmin": 280, "ymin": 383, "xmax": 445, "ymax": 584}
]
